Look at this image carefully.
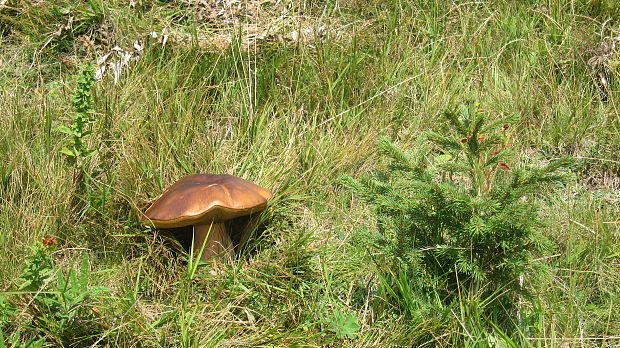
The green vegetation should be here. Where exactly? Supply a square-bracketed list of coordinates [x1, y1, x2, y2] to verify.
[343, 105, 572, 343]
[1, 0, 619, 346]
[58, 64, 99, 215]
[8, 242, 108, 346]
[59, 65, 97, 166]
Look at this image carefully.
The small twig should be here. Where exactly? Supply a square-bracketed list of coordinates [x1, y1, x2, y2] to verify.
[418, 246, 468, 251]
[569, 219, 597, 235]
[450, 308, 473, 340]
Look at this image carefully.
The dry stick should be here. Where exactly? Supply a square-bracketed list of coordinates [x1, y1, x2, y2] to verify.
[569, 219, 597, 235]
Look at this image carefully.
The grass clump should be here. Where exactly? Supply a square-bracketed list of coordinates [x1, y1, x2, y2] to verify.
[344, 102, 572, 341]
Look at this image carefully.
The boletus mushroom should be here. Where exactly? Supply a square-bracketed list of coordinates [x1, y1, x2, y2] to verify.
[142, 174, 272, 261]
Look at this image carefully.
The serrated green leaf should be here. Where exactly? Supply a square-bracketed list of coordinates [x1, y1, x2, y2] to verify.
[327, 310, 361, 339]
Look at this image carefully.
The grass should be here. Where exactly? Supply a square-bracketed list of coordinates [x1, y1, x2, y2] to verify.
[1, 0, 619, 346]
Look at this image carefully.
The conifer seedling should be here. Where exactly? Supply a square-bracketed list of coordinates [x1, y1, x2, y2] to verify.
[343, 102, 572, 321]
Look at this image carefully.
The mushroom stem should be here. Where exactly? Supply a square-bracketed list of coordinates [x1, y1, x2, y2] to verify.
[193, 222, 234, 262]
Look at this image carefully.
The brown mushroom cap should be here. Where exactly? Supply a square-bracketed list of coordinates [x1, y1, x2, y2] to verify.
[143, 174, 272, 229]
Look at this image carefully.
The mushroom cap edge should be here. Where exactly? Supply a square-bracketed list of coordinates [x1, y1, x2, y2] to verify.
[142, 174, 272, 229]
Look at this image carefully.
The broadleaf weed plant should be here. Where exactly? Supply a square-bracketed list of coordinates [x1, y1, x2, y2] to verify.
[2, 240, 108, 345]
[343, 102, 572, 334]
[58, 65, 98, 212]
[59, 65, 97, 164]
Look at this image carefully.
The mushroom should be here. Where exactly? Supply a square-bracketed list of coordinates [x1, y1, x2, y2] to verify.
[142, 174, 272, 261]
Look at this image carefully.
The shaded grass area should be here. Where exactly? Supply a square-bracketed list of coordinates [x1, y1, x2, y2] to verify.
[0, 0, 619, 346]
